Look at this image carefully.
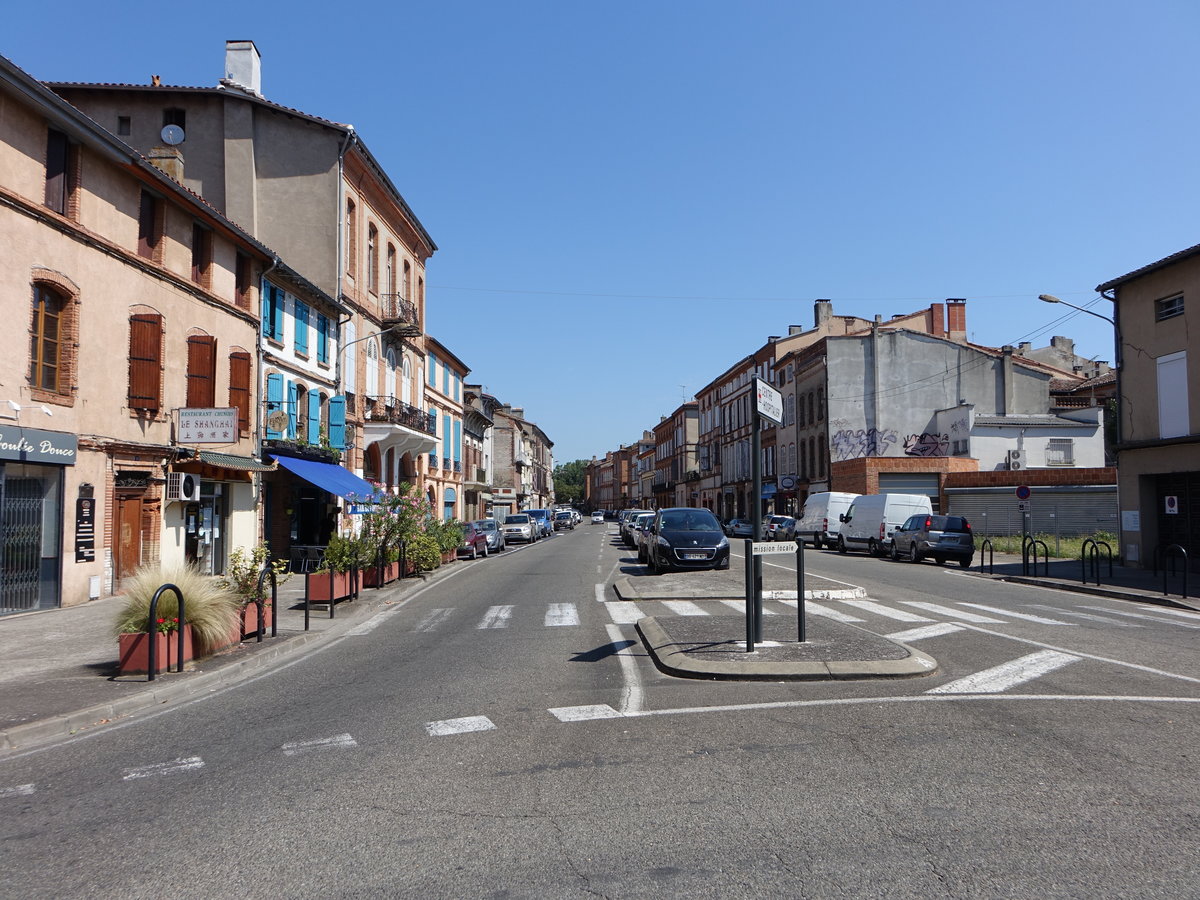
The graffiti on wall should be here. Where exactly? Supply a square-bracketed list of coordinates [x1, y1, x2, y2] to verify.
[903, 432, 949, 457]
[831, 428, 898, 461]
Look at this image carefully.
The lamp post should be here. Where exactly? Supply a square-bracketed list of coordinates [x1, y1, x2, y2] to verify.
[1037, 294, 1121, 446]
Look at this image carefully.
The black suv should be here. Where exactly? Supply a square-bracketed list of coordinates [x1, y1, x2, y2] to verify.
[890, 514, 974, 567]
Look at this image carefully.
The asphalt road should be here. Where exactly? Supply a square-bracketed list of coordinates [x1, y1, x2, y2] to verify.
[2, 523, 1198, 898]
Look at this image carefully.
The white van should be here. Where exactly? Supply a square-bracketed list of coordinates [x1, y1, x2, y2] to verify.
[794, 492, 860, 549]
[837, 493, 933, 556]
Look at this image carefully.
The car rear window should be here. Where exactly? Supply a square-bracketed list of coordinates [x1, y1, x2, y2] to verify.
[941, 516, 969, 531]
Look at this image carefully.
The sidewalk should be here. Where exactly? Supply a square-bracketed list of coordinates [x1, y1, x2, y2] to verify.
[0, 566, 452, 754]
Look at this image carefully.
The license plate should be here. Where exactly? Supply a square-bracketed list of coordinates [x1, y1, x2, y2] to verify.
[682, 552, 706, 560]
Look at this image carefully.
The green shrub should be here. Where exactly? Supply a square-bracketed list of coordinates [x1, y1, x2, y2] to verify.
[429, 518, 465, 553]
[113, 563, 239, 656]
[318, 534, 365, 573]
[405, 533, 441, 572]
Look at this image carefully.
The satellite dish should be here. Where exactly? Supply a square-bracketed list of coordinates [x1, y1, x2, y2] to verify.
[160, 124, 185, 145]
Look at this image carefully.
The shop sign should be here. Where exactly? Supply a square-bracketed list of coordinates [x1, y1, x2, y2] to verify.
[179, 408, 238, 444]
[0, 425, 77, 465]
[75, 498, 96, 562]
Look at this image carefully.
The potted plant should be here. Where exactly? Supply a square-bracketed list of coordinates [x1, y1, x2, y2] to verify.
[432, 519, 466, 564]
[308, 534, 358, 603]
[114, 563, 239, 674]
[404, 532, 441, 574]
[222, 544, 290, 637]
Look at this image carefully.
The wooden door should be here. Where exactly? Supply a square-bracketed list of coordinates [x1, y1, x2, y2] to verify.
[116, 495, 143, 580]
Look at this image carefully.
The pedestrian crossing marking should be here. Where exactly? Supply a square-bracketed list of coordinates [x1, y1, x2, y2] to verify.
[927, 650, 1079, 694]
[958, 603, 1071, 625]
[545, 603, 580, 627]
[425, 716, 496, 736]
[719, 600, 778, 614]
[887, 623, 964, 642]
[548, 705, 624, 722]
[477, 605, 513, 629]
[777, 598, 864, 623]
[898, 601, 1005, 624]
[605, 602, 643, 625]
[122, 757, 205, 780]
[0, 784, 36, 798]
[1027, 605, 1140, 627]
[1083, 606, 1200, 629]
[414, 608, 454, 632]
[1134, 605, 1200, 621]
[840, 599, 933, 623]
[661, 600, 709, 616]
[282, 734, 357, 756]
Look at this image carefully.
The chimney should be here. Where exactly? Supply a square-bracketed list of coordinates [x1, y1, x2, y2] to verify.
[146, 146, 184, 181]
[946, 298, 967, 340]
[1050, 336, 1075, 357]
[223, 40, 262, 96]
[814, 299, 833, 328]
[1018, 342, 1032, 354]
[930, 302, 945, 337]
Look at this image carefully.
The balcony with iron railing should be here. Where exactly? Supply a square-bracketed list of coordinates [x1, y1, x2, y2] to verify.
[380, 294, 421, 337]
[365, 396, 437, 436]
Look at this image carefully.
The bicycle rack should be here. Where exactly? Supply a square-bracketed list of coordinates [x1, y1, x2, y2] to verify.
[1153, 544, 1189, 600]
[146, 583, 186, 682]
[1022, 535, 1048, 577]
[1080, 539, 1114, 586]
[978, 538, 995, 575]
[249, 564, 279, 642]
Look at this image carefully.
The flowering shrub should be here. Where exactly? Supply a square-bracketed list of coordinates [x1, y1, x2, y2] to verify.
[155, 616, 180, 634]
[222, 544, 290, 606]
[405, 533, 441, 572]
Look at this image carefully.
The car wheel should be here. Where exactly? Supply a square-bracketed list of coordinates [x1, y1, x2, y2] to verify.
[934, 556, 945, 566]
[647, 550, 658, 574]
[837, 535, 847, 554]
[890, 541, 900, 561]
[471, 545, 478, 560]
[959, 557, 973, 569]
[867, 538, 878, 557]
[812, 534, 822, 550]
[909, 543, 920, 563]
[481, 543, 488, 558]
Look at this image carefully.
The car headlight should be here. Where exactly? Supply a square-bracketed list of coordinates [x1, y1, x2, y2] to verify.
[716, 536, 729, 549]
[657, 537, 671, 549]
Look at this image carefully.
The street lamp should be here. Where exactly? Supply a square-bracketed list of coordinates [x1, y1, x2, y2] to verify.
[1037, 293, 1122, 446]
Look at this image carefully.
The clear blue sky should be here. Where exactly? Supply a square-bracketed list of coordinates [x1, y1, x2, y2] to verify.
[8, 2, 1198, 463]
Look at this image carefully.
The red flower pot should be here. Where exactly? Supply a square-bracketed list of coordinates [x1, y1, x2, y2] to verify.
[362, 561, 400, 587]
[241, 602, 274, 636]
[306, 569, 353, 602]
[118, 625, 194, 675]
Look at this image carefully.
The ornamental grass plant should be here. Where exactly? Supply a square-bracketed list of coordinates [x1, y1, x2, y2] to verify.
[113, 563, 240, 655]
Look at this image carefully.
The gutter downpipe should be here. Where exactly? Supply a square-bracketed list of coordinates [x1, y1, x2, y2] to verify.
[1099, 287, 1123, 564]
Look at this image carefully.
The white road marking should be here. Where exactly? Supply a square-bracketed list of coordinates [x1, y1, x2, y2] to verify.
[1080, 606, 1200, 629]
[957, 603, 1072, 625]
[898, 601, 1005, 624]
[840, 599, 933, 623]
[549, 704, 625, 722]
[1027, 605, 1141, 627]
[1134, 605, 1200, 620]
[0, 784, 36, 798]
[425, 716, 496, 737]
[594, 584, 606, 603]
[122, 757, 205, 780]
[605, 602, 643, 625]
[720, 599, 779, 615]
[282, 734, 358, 756]
[545, 603, 580, 627]
[662, 600, 709, 616]
[777, 598, 864, 623]
[347, 613, 391, 635]
[477, 605, 513, 629]
[413, 608, 454, 632]
[887, 623, 965, 642]
[927, 650, 1080, 694]
[607, 623, 644, 715]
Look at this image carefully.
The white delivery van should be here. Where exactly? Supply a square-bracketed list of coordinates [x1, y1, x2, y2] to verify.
[837, 493, 933, 556]
[794, 492, 860, 549]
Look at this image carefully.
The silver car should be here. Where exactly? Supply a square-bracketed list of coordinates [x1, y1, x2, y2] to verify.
[474, 518, 506, 552]
[501, 513, 537, 543]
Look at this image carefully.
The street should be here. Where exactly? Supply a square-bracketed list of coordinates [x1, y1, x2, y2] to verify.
[3, 522, 1198, 898]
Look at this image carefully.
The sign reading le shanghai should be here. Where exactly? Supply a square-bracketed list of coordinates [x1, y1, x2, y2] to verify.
[179, 408, 238, 444]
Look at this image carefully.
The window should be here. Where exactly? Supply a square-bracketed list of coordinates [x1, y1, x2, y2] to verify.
[386, 245, 396, 295]
[138, 190, 163, 260]
[229, 351, 251, 433]
[162, 107, 186, 130]
[365, 337, 379, 399]
[1155, 294, 1184, 322]
[403, 260, 412, 300]
[262, 285, 284, 342]
[128, 313, 163, 412]
[428, 352, 437, 387]
[235, 253, 252, 310]
[316, 313, 330, 365]
[185, 335, 217, 407]
[45, 129, 78, 216]
[117, 116, 131, 136]
[294, 300, 309, 356]
[1157, 351, 1190, 440]
[345, 199, 357, 278]
[1046, 438, 1074, 466]
[191, 223, 212, 286]
[367, 224, 379, 294]
[30, 285, 66, 393]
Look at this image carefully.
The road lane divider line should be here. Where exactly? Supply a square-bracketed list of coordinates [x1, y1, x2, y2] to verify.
[606, 623, 644, 715]
[425, 716, 496, 737]
[887, 623, 965, 642]
[122, 757, 205, 780]
[595, 584, 607, 603]
[927, 650, 1080, 694]
[282, 734, 358, 756]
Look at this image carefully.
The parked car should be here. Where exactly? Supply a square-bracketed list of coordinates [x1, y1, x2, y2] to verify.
[645, 508, 731, 574]
[524, 509, 553, 537]
[554, 510, 575, 531]
[501, 513, 537, 543]
[766, 515, 795, 541]
[624, 511, 654, 548]
[837, 493, 933, 556]
[635, 516, 657, 562]
[457, 521, 490, 559]
[793, 492, 860, 549]
[890, 514, 974, 567]
[591, 511, 605, 524]
[474, 518, 506, 553]
[619, 510, 654, 545]
[723, 518, 755, 539]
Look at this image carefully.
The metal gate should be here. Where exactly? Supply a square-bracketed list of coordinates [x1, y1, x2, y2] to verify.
[1, 478, 44, 615]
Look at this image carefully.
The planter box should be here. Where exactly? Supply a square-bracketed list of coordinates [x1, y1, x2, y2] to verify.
[118, 625, 194, 675]
[306, 569, 354, 603]
[241, 602, 274, 637]
[363, 561, 400, 587]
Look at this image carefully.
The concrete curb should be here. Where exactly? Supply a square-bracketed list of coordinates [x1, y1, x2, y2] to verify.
[613, 577, 867, 603]
[635, 616, 939, 682]
[961, 570, 1199, 612]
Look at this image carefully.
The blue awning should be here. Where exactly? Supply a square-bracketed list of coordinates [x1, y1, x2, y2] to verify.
[271, 455, 382, 502]
[761, 483, 778, 498]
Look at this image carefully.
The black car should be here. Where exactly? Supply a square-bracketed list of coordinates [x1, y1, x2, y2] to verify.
[553, 511, 575, 531]
[646, 508, 731, 574]
[890, 514, 974, 567]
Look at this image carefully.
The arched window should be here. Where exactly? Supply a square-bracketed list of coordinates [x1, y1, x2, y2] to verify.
[386, 244, 396, 295]
[365, 337, 379, 398]
[367, 224, 379, 294]
[364, 444, 381, 483]
[31, 284, 67, 393]
[402, 355, 412, 406]
[808, 392, 815, 425]
[345, 199, 357, 278]
[385, 347, 397, 404]
[402, 259, 412, 300]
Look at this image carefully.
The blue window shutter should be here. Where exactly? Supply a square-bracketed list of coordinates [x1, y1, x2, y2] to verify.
[272, 287, 284, 340]
[316, 315, 329, 364]
[443, 365, 449, 395]
[453, 420, 461, 461]
[442, 414, 450, 458]
[294, 302, 309, 355]
[328, 395, 346, 449]
[287, 380, 298, 438]
[261, 286, 272, 338]
[428, 353, 437, 387]
[265, 373, 283, 439]
[308, 390, 321, 444]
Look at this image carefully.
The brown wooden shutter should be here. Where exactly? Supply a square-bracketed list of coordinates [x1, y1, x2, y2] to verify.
[138, 192, 156, 258]
[186, 335, 217, 407]
[45, 130, 68, 213]
[228, 352, 251, 433]
[128, 314, 162, 411]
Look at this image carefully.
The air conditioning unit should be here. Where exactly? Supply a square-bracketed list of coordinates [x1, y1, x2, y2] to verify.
[1007, 449, 1025, 471]
[166, 472, 201, 502]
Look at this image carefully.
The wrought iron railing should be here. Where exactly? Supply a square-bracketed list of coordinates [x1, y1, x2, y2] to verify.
[367, 397, 436, 435]
[380, 294, 421, 336]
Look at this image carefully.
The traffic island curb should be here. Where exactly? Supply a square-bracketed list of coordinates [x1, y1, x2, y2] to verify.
[635, 615, 938, 682]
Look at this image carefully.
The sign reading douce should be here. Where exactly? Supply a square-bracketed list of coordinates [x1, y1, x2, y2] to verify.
[0, 426, 77, 465]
